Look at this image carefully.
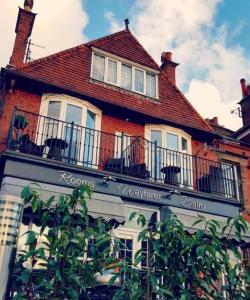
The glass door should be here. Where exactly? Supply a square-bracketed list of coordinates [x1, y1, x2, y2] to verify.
[150, 130, 162, 181]
[63, 104, 83, 163]
[180, 137, 192, 187]
[83, 110, 96, 167]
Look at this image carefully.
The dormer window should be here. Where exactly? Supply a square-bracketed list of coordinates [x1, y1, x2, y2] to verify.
[91, 50, 159, 99]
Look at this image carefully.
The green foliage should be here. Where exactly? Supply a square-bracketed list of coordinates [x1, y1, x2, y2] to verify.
[14, 114, 28, 129]
[12, 185, 250, 300]
[111, 213, 250, 300]
[13, 184, 112, 299]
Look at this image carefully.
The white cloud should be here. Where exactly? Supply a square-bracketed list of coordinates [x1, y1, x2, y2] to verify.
[0, 0, 88, 67]
[106, 0, 250, 130]
[105, 12, 123, 33]
[185, 80, 242, 130]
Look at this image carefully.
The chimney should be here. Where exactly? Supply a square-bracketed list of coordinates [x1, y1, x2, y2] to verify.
[160, 52, 179, 86]
[206, 117, 219, 126]
[9, 0, 36, 66]
[212, 117, 218, 125]
[238, 79, 250, 127]
[240, 78, 247, 97]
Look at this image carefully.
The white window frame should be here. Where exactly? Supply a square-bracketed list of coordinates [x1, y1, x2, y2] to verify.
[221, 161, 240, 200]
[90, 49, 159, 99]
[114, 205, 159, 269]
[114, 132, 131, 166]
[38, 94, 102, 167]
[145, 124, 192, 187]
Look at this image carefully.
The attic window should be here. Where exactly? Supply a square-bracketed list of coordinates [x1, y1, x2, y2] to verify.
[91, 52, 159, 99]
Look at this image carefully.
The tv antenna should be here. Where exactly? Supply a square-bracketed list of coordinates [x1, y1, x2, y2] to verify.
[25, 39, 45, 63]
[230, 107, 242, 118]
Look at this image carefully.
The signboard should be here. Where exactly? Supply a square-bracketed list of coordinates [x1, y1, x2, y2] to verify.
[3, 158, 240, 218]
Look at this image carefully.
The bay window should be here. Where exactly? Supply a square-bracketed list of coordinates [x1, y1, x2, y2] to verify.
[91, 51, 159, 99]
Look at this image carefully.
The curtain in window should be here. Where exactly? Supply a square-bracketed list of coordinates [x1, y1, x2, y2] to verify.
[121, 64, 132, 90]
[107, 59, 117, 84]
[92, 54, 105, 81]
[146, 73, 156, 98]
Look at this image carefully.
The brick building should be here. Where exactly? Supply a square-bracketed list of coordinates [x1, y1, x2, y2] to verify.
[0, 1, 249, 298]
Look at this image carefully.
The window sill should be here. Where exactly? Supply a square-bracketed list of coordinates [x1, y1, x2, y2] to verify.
[89, 78, 161, 104]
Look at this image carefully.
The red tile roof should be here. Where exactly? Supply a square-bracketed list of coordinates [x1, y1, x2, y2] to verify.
[15, 29, 212, 132]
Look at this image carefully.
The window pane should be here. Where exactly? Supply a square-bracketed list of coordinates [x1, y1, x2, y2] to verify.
[46, 101, 61, 138]
[84, 110, 96, 166]
[47, 101, 61, 119]
[118, 237, 133, 264]
[146, 73, 156, 98]
[167, 133, 179, 169]
[151, 130, 162, 178]
[92, 54, 105, 81]
[181, 137, 188, 151]
[167, 133, 178, 150]
[121, 64, 132, 90]
[86, 110, 96, 129]
[221, 162, 238, 198]
[65, 104, 82, 125]
[141, 240, 148, 269]
[64, 126, 81, 162]
[134, 69, 144, 93]
[151, 130, 162, 146]
[64, 104, 82, 162]
[107, 59, 117, 84]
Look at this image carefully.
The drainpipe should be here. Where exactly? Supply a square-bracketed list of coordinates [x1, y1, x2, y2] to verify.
[0, 77, 7, 116]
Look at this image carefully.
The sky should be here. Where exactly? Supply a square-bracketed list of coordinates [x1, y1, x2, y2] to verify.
[1, 0, 250, 131]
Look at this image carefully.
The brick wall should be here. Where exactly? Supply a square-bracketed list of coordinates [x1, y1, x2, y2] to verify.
[100, 115, 145, 166]
[217, 143, 250, 212]
[0, 89, 41, 152]
[101, 115, 144, 137]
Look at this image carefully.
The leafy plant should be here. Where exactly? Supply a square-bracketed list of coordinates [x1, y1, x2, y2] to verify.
[12, 185, 113, 300]
[111, 213, 250, 300]
[11, 185, 250, 300]
[14, 114, 28, 130]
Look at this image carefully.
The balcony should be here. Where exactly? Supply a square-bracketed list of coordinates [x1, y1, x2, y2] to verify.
[7, 109, 240, 200]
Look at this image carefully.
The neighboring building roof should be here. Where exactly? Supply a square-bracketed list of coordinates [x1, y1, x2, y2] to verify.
[14, 29, 212, 133]
[208, 123, 234, 138]
[233, 124, 250, 137]
[233, 124, 250, 144]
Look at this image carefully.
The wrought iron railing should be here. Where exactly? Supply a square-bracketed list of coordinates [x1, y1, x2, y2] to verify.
[7, 109, 239, 199]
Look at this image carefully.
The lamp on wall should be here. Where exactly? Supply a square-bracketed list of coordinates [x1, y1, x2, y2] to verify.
[164, 189, 181, 198]
[0, 193, 24, 299]
[103, 175, 116, 184]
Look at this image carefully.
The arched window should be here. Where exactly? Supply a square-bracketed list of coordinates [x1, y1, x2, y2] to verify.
[145, 125, 192, 187]
[39, 94, 102, 167]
